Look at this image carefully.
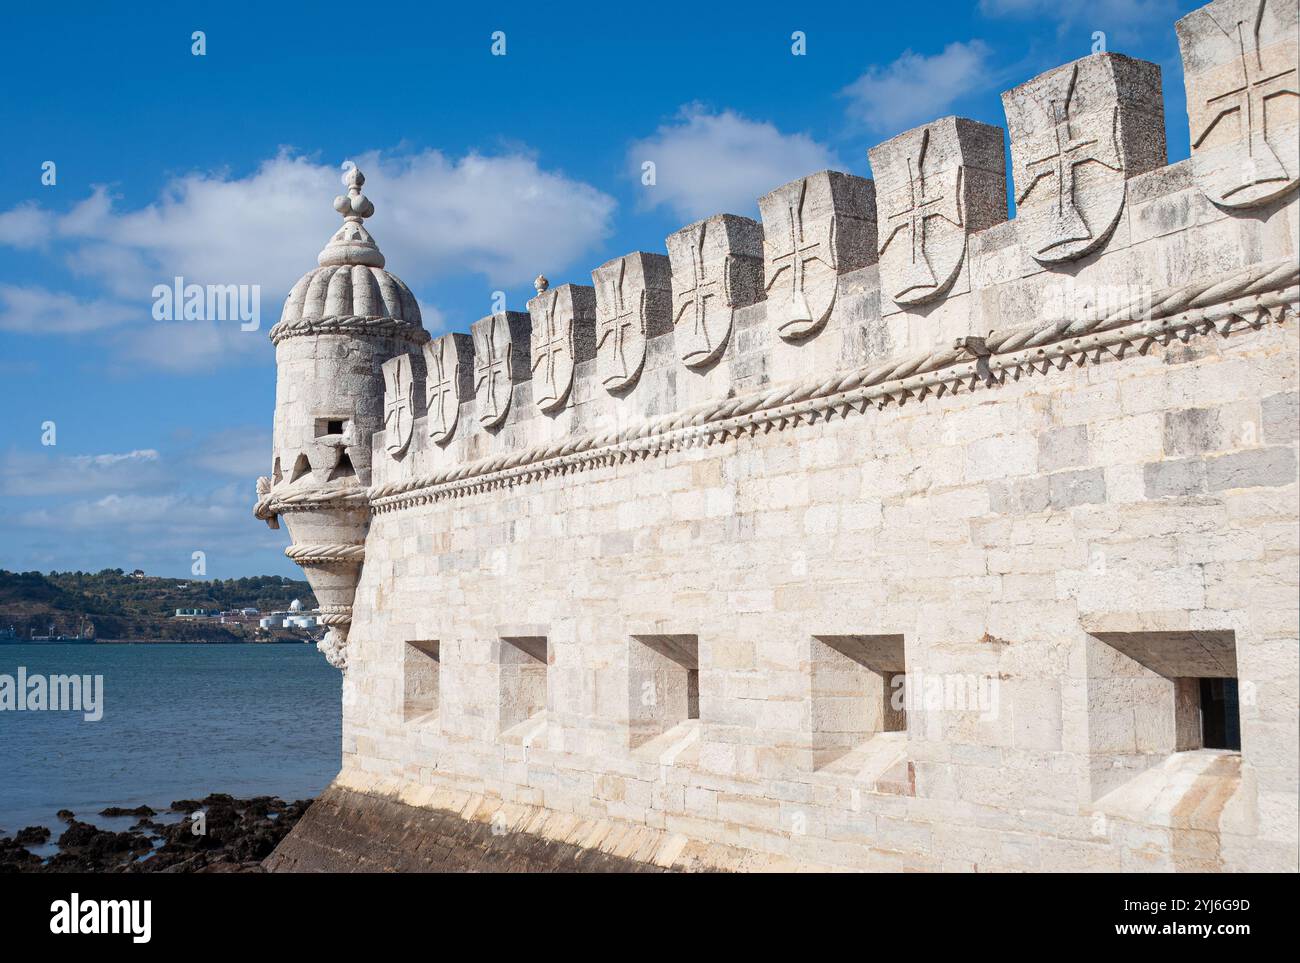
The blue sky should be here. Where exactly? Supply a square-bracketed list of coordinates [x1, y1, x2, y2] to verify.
[0, 0, 1202, 578]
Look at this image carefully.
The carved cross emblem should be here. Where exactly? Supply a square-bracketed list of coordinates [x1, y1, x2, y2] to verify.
[596, 258, 643, 390]
[1200, 6, 1296, 199]
[1012, 61, 1125, 263]
[473, 313, 513, 428]
[422, 335, 466, 444]
[669, 214, 762, 368]
[878, 129, 964, 303]
[763, 177, 837, 339]
[382, 353, 415, 458]
[530, 290, 572, 411]
[673, 223, 727, 365]
[1179, 0, 1299, 207]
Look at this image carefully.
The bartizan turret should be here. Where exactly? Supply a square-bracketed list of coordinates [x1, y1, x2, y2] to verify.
[254, 167, 428, 670]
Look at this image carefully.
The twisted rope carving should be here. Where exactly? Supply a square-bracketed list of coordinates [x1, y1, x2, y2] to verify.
[254, 485, 370, 521]
[268, 314, 431, 346]
[983, 256, 1298, 354]
[361, 257, 1295, 510]
[284, 543, 366, 565]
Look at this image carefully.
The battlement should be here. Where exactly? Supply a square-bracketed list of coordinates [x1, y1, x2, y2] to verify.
[366, 7, 1298, 509]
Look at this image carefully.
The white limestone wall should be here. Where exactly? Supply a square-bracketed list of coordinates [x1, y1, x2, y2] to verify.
[348, 313, 1295, 872]
[335, 2, 1300, 871]
[343, 151, 1298, 870]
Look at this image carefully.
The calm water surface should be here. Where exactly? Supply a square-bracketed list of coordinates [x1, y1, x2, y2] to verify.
[0, 643, 341, 835]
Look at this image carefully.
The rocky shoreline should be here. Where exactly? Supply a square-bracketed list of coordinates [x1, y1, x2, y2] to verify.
[0, 794, 312, 872]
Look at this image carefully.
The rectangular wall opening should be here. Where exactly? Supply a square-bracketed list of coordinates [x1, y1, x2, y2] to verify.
[498, 636, 548, 743]
[628, 634, 699, 749]
[402, 640, 440, 722]
[1199, 677, 1241, 751]
[810, 634, 907, 770]
[1086, 629, 1240, 799]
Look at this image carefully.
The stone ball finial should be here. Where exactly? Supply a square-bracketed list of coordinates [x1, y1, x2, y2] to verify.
[333, 165, 375, 220]
[534, 275, 549, 293]
[318, 163, 384, 268]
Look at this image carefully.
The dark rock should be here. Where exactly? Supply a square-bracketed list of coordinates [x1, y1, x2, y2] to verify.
[99, 805, 156, 818]
[13, 827, 49, 846]
[3, 794, 313, 874]
[0, 835, 43, 873]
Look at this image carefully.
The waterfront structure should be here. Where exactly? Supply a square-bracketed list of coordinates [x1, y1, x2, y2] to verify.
[256, 0, 1299, 872]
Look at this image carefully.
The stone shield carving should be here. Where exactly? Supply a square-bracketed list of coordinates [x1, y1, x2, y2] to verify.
[382, 353, 416, 457]
[527, 283, 596, 412]
[592, 252, 672, 392]
[422, 333, 472, 444]
[1177, 0, 1299, 208]
[1003, 54, 1165, 264]
[870, 117, 1006, 307]
[667, 214, 764, 368]
[758, 171, 875, 341]
[472, 313, 516, 429]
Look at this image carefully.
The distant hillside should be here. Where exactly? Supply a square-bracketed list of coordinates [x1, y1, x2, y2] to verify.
[0, 569, 317, 642]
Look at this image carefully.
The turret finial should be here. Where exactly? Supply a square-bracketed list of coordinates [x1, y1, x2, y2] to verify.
[534, 275, 549, 293]
[318, 163, 385, 268]
[333, 165, 375, 221]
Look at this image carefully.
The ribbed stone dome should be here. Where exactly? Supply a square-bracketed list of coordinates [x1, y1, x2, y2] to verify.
[277, 166, 423, 327]
[280, 263, 422, 324]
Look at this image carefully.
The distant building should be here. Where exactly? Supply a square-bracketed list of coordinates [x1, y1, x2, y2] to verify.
[289, 599, 303, 613]
[242, 607, 260, 616]
[174, 608, 208, 618]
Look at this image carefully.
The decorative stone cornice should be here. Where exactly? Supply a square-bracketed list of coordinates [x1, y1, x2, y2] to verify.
[368, 256, 1297, 515]
[254, 485, 370, 524]
[268, 313, 430, 347]
[284, 543, 367, 566]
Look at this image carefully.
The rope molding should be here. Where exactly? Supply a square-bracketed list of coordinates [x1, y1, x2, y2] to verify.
[284, 543, 366, 564]
[268, 314, 430, 347]
[364, 257, 1297, 513]
[254, 485, 369, 522]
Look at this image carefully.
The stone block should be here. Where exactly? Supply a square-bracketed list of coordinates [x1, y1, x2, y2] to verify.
[666, 213, 764, 368]
[758, 170, 876, 340]
[1176, 0, 1299, 208]
[591, 252, 673, 392]
[869, 116, 1006, 307]
[528, 281, 597, 413]
[1003, 53, 1166, 264]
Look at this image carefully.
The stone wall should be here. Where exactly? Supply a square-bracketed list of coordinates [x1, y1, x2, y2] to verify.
[264, 0, 1299, 872]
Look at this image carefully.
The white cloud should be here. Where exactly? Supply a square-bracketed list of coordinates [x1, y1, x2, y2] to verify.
[1, 447, 166, 497]
[627, 105, 842, 223]
[841, 41, 992, 136]
[37, 149, 616, 297]
[0, 284, 138, 334]
[353, 150, 616, 287]
[0, 147, 616, 368]
[1, 441, 291, 577]
[74, 450, 159, 468]
[8, 482, 292, 577]
[0, 202, 53, 249]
